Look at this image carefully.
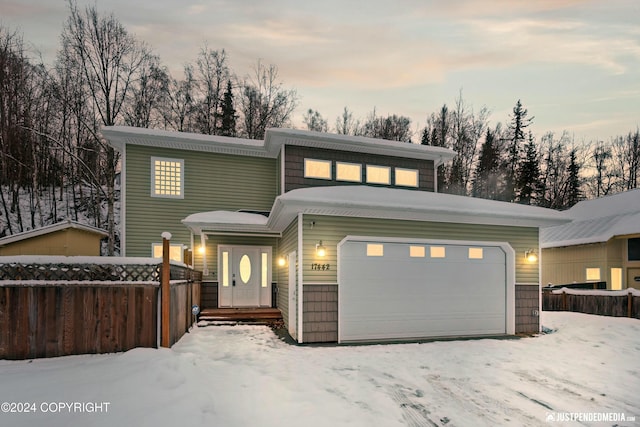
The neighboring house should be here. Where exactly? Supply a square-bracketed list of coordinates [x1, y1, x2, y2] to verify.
[0, 220, 108, 256]
[102, 126, 568, 343]
[541, 189, 640, 290]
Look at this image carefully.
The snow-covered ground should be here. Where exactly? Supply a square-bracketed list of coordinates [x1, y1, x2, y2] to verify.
[0, 312, 638, 427]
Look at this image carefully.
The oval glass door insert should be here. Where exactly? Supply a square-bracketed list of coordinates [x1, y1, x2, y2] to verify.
[239, 254, 252, 284]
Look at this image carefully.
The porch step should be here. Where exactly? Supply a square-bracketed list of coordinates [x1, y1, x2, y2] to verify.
[198, 308, 282, 322]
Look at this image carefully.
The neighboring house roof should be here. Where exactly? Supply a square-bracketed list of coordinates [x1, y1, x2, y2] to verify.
[0, 220, 108, 247]
[541, 189, 640, 248]
[101, 126, 456, 165]
[183, 186, 570, 234]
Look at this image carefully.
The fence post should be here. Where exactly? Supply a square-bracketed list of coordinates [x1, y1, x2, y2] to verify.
[628, 291, 633, 318]
[161, 232, 172, 348]
[562, 291, 567, 311]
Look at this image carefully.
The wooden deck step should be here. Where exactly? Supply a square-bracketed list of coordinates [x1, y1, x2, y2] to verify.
[199, 307, 282, 322]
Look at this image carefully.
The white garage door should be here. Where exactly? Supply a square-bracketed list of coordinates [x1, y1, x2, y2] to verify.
[338, 238, 513, 342]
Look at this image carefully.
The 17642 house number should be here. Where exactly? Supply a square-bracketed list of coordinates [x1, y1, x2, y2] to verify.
[311, 263, 331, 271]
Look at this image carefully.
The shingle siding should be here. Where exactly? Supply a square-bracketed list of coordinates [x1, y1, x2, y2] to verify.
[515, 284, 540, 334]
[303, 285, 338, 343]
[284, 145, 435, 192]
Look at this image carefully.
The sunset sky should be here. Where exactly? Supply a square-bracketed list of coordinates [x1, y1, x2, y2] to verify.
[2, 0, 639, 141]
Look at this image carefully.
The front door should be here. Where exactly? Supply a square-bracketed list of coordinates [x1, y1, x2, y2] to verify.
[218, 245, 272, 307]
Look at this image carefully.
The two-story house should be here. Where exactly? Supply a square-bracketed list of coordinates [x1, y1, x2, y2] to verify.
[102, 126, 568, 343]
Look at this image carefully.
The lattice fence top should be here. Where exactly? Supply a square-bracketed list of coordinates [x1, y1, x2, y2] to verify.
[0, 262, 161, 282]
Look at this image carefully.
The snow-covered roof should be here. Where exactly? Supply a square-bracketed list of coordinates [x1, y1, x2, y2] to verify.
[541, 190, 640, 248]
[101, 126, 456, 164]
[182, 187, 569, 235]
[0, 220, 108, 247]
[267, 186, 570, 230]
[182, 211, 272, 235]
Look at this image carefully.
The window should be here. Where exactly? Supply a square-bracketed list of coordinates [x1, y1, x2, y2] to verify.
[151, 157, 183, 198]
[221, 251, 229, 287]
[409, 246, 426, 258]
[304, 159, 332, 179]
[430, 246, 446, 258]
[628, 238, 640, 261]
[152, 243, 184, 263]
[395, 168, 419, 187]
[366, 243, 384, 256]
[611, 268, 622, 290]
[261, 252, 269, 288]
[586, 267, 601, 281]
[468, 247, 484, 259]
[336, 162, 362, 182]
[366, 165, 391, 185]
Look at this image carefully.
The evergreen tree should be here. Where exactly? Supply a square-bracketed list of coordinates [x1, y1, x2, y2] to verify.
[501, 99, 533, 201]
[472, 128, 501, 199]
[516, 133, 541, 205]
[218, 79, 236, 136]
[566, 149, 582, 208]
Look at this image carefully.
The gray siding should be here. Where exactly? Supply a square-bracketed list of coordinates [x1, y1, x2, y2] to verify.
[303, 285, 338, 343]
[284, 145, 435, 192]
[124, 144, 278, 257]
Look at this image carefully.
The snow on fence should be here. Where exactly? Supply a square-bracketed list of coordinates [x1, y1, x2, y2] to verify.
[0, 254, 202, 360]
[542, 288, 640, 319]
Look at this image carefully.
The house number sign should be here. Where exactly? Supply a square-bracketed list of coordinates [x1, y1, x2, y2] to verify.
[311, 263, 331, 271]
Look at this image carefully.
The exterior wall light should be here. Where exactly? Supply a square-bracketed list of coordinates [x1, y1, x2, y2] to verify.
[278, 256, 287, 267]
[525, 249, 538, 263]
[316, 241, 327, 257]
[198, 245, 206, 255]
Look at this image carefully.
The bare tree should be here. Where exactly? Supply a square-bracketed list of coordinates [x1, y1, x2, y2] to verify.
[361, 108, 413, 142]
[238, 60, 298, 139]
[193, 46, 228, 135]
[335, 107, 360, 135]
[62, 0, 151, 254]
[303, 109, 328, 132]
[123, 55, 168, 128]
[162, 65, 195, 132]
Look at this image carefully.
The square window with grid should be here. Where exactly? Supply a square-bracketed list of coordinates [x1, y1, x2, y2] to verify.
[152, 157, 183, 198]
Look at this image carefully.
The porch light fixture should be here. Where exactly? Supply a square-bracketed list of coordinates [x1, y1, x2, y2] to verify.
[198, 245, 206, 255]
[525, 249, 538, 263]
[316, 241, 327, 257]
[278, 256, 287, 267]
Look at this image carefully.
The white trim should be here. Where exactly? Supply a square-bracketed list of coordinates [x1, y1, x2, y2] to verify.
[288, 250, 297, 339]
[337, 235, 516, 343]
[200, 233, 208, 276]
[297, 213, 304, 343]
[120, 145, 127, 255]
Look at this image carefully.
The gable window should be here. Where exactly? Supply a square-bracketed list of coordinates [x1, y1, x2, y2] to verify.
[395, 168, 418, 187]
[366, 165, 390, 185]
[628, 238, 640, 261]
[152, 243, 184, 263]
[304, 159, 332, 180]
[336, 162, 362, 182]
[152, 157, 183, 198]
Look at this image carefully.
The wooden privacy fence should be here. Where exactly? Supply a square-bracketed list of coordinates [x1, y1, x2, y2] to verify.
[0, 253, 201, 360]
[542, 288, 640, 319]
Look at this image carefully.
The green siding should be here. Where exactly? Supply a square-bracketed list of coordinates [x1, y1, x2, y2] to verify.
[300, 214, 540, 284]
[275, 217, 298, 328]
[124, 145, 278, 257]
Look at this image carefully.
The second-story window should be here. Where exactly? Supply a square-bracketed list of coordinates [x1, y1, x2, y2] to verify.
[151, 157, 184, 198]
[304, 159, 332, 180]
[395, 168, 419, 187]
[336, 162, 362, 182]
[366, 165, 391, 185]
